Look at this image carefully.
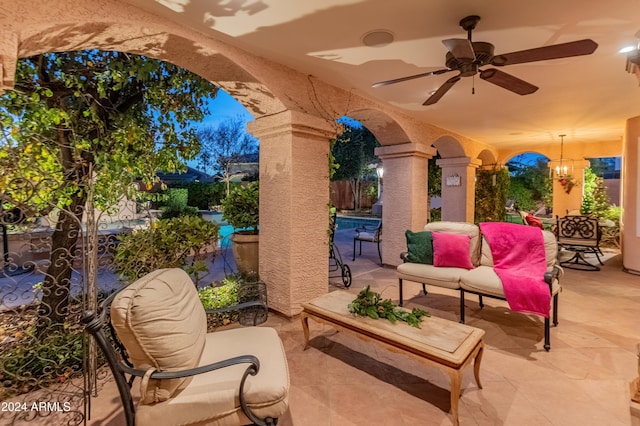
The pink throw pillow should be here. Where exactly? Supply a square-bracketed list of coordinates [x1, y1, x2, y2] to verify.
[432, 231, 474, 269]
[525, 214, 544, 230]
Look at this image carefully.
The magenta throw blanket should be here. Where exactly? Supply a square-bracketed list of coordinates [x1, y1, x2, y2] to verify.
[479, 222, 551, 318]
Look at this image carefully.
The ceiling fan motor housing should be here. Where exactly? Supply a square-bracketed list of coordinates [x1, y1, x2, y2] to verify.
[445, 41, 495, 74]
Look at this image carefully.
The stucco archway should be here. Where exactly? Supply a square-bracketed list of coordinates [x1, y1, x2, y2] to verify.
[0, 0, 346, 319]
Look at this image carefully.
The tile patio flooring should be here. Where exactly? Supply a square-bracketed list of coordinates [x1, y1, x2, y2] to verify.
[86, 228, 640, 426]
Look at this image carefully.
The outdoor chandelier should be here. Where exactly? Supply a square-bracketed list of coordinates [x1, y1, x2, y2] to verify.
[549, 134, 574, 180]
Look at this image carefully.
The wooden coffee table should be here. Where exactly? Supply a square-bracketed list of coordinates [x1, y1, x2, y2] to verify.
[300, 291, 484, 426]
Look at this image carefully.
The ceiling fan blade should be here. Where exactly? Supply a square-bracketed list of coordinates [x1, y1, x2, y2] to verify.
[442, 38, 475, 60]
[479, 68, 538, 95]
[491, 39, 598, 66]
[372, 69, 452, 88]
[423, 75, 461, 105]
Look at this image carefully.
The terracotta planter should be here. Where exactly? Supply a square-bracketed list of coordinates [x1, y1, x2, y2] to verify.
[229, 232, 259, 275]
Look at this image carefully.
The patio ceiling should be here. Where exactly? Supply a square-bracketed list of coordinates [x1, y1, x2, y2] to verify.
[123, 0, 640, 151]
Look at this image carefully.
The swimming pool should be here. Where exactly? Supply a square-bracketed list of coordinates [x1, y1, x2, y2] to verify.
[218, 224, 234, 248]
[334, 216, 381, 230]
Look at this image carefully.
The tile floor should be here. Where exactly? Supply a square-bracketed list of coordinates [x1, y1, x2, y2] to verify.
[85, 230, 640, 426]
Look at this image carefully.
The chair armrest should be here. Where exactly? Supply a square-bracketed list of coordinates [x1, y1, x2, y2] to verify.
[121, 354, 267, 426]
[543, 264, 562, 288]
[356, 223, 381, 233]
[120, 354, 260, 380]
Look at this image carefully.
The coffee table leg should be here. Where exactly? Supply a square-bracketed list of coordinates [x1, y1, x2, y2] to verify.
[301, 312, 310, 350]
[448, 369, 462, 426]
[474, 342, 484, 389]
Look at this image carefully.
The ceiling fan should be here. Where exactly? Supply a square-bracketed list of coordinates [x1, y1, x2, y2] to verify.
[372, 15, 598, 105]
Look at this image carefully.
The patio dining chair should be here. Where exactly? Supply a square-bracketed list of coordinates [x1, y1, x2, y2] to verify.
[352, 220, 382, 265]
[82, 268, 289, 426]
[555, 215, 603, 271]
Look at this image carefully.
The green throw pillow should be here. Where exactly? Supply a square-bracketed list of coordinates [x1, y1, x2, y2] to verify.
[405, 230, 433, 264]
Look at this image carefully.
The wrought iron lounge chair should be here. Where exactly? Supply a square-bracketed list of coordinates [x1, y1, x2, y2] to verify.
[82, 268, 289, 426]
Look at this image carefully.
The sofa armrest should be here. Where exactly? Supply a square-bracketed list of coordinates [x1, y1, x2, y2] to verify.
[543, 264, 562, 290]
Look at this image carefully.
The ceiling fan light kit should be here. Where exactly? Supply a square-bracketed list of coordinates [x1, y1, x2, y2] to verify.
[372, 15, 598, 105]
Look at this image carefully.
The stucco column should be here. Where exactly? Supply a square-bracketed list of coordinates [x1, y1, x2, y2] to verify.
[549, 159, 590, 217]
[375, 143, 436, 267]
[248, 110, 336, 316]
[436, 157, 481, 223]
[622, 116, 640, 274]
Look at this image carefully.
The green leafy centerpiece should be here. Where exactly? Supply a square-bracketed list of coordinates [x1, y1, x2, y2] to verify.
[348, 286, 430, 328]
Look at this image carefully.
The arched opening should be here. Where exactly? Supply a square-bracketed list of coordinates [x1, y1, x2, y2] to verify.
[504, 152, 552, 222]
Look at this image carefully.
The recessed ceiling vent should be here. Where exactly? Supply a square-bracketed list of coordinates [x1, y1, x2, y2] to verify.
[362, 30, 394, 47]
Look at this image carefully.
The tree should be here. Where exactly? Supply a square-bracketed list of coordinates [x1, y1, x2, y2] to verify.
[196, 116, 258, 197]
[331, 123, 379, 211]
[0, 50, 217, 335]
[506, 155, 552, 212]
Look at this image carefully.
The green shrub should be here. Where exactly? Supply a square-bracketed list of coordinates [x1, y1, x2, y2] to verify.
[114, 215, 220, 285]
[184, 182, 226, 210]
[222, 181, 259, 232]
[0, 329, 83, 398]
[160, 205, 199, 219]
[430, 207, 441, 222]
[198, 273, 265, 329]
[156, 187, 200, 219]
[198, 278, 239, 310]
[161, 188, 188, 210]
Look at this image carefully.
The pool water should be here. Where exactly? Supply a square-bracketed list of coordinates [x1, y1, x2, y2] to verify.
[218, 224, 234, 248]
[334, 216, 380, 230]
[206, 212, 382, 246]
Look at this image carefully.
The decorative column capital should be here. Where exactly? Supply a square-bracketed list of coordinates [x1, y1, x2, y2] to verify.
[375, 142, 436, 160]
[436, 156, 482, 168]
[247, 110, 338, 141]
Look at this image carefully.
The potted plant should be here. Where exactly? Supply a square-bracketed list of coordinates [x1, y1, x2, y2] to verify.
[221, 181, 259, 275]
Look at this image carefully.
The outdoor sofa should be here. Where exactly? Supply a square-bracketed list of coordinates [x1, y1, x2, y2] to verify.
[397, 221, 561, 351]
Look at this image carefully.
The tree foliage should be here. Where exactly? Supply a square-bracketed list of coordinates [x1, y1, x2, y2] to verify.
[0, 50, 218, 334]
[475, 168, 510, 223]
[506, 155, 552, 212]
[331, 122, 379, 211]
[196, 116, 258, 197]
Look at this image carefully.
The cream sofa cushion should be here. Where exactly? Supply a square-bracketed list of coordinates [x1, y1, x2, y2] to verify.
[480, 229, 558, 271]
[424, 221, 481, 266]
[397, 262, 463, 290]
[461, 265, 561, 298]
[110, 268, 207, 404]
[135, 327, 290, 426]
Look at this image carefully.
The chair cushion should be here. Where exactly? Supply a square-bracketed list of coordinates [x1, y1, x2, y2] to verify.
[432, 231, 474, 270]
[356, 231, 378, 242]
[424, 221, 481, 266]
[110, 268, 207, 404]
[404, 230, 433, 264]
[135, 327, 290, 426]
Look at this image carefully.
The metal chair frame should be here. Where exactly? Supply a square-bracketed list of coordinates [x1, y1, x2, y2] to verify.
[352, 221, 382, 265]
[82, 289, 276, 426]
[555, 215, 603, 271]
